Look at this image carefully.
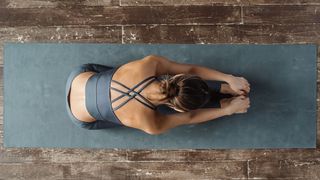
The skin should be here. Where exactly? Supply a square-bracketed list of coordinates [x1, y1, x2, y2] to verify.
[69, 55, 251, 134]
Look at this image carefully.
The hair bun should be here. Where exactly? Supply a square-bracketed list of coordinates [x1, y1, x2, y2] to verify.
[168, 83, 179, 98]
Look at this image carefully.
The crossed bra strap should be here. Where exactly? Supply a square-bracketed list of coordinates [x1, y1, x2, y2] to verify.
[110, 76, 159, 111]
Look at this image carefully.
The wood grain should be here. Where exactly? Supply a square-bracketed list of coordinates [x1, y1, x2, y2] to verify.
[0, 6, 241, 27]
[1, 148, 319, 163]
[2, 0, 120, 8]
[249, 160, 320, 179]
[123, 24, 320, 44]
[244, 5, 320, 24]
[121, 0, 320, 6]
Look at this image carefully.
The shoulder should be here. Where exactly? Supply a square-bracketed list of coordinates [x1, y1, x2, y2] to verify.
[133, 55, 159, 67]
[121, 108, 161, 135]
[115, 55, 158, 77]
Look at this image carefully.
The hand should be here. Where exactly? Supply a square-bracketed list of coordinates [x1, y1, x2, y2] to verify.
[225, 95, 250, 115]
[227, 75, 250, 96]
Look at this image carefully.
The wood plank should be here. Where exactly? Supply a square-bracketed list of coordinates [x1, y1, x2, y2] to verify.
[123, 24, 320, 44]
[0, 26, 122, 43]
[121, 0, 240, 6]
[0, 147, 128, 163]
[2, 148, 320, 163]
[86, 161, 247, 179]
[249, 160, 320, 179]
[121, 0, 320, 6]
[0, 6, 241, 27]
[2, 0, 120, 8]
[0, 163, 70, 179]
[242, 0, 320, 5]
[0, 161, 247, 179]
[126, 149, 320, 162]
[2, 0, 319, 7]
[244, 5, 320, 24]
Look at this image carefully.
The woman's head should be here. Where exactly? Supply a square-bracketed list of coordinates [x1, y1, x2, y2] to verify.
[159, 74, 210, 112]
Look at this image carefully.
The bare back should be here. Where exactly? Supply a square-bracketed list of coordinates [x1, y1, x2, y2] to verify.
[110, 59, 159, 128]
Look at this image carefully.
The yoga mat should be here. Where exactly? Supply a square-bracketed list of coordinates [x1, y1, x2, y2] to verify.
[3, 43, 317, 149]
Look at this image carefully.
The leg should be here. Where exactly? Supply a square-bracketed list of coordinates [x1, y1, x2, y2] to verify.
[202, 80, 232, 109]
[220, 83, 239, 95]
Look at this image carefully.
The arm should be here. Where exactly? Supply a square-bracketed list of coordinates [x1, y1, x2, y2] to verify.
[144, 55, 233, 83]
[144, 55, 250, 95]
[144, 107, 231, 135]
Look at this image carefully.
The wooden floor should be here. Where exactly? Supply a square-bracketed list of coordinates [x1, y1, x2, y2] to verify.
[1, 0, 320, 179]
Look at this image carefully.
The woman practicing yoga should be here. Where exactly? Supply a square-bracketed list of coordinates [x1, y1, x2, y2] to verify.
[65, 55, 250, 134]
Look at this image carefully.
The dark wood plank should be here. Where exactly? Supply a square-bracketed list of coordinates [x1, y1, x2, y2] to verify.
[121, 0, 240, 6]
[0, 147, 128, 163]
[1, 147, 319, 163]
[0, 26, 122, 43]
[121, 0, 320, 6]
[84, 161, 247, 179]
[123, 24, 320, 44]
[1, 0, 120, 8]
[242, 0, 320, 5]
[0, 163, 71, 179]
[0, 161, 247, 179]
[3, 0, 319, 7]
[249, 160, 320, 179]
[126, 149, 320, 162]
[244, 5, 320, 24]
[0, 6, 241, 27]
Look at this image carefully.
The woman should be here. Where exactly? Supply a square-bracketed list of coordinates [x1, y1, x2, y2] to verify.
[65, 55, 250, 134]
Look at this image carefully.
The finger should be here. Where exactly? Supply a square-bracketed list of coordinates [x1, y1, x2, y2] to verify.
[241, 89, 248, 94]
[239, 91, 245, 96]
[241, 77, 249, 83]
[241, 87, 248, 93]
[239, 95, 246, 99]
[245, 86, 250, 93]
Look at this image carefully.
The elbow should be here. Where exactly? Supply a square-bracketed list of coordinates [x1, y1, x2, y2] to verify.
[188, 66, 196, 75]
[141, 55, 160, 66]
[144, 54, 158, 60]
[143, 126, 164, 135]
[143, 119, 166, 135]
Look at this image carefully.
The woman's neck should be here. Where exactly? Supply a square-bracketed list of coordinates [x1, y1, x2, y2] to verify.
[143, 80, 168, 106]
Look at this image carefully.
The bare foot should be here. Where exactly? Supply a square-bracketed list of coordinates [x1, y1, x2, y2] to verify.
[220, 97, 237, 109]
[220, 83, 238, 96]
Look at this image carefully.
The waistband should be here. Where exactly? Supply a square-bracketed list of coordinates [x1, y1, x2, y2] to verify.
[65, 65, 96, 128]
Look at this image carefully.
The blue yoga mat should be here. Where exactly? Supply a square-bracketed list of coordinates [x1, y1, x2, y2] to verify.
[3, 43, 317, 149]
